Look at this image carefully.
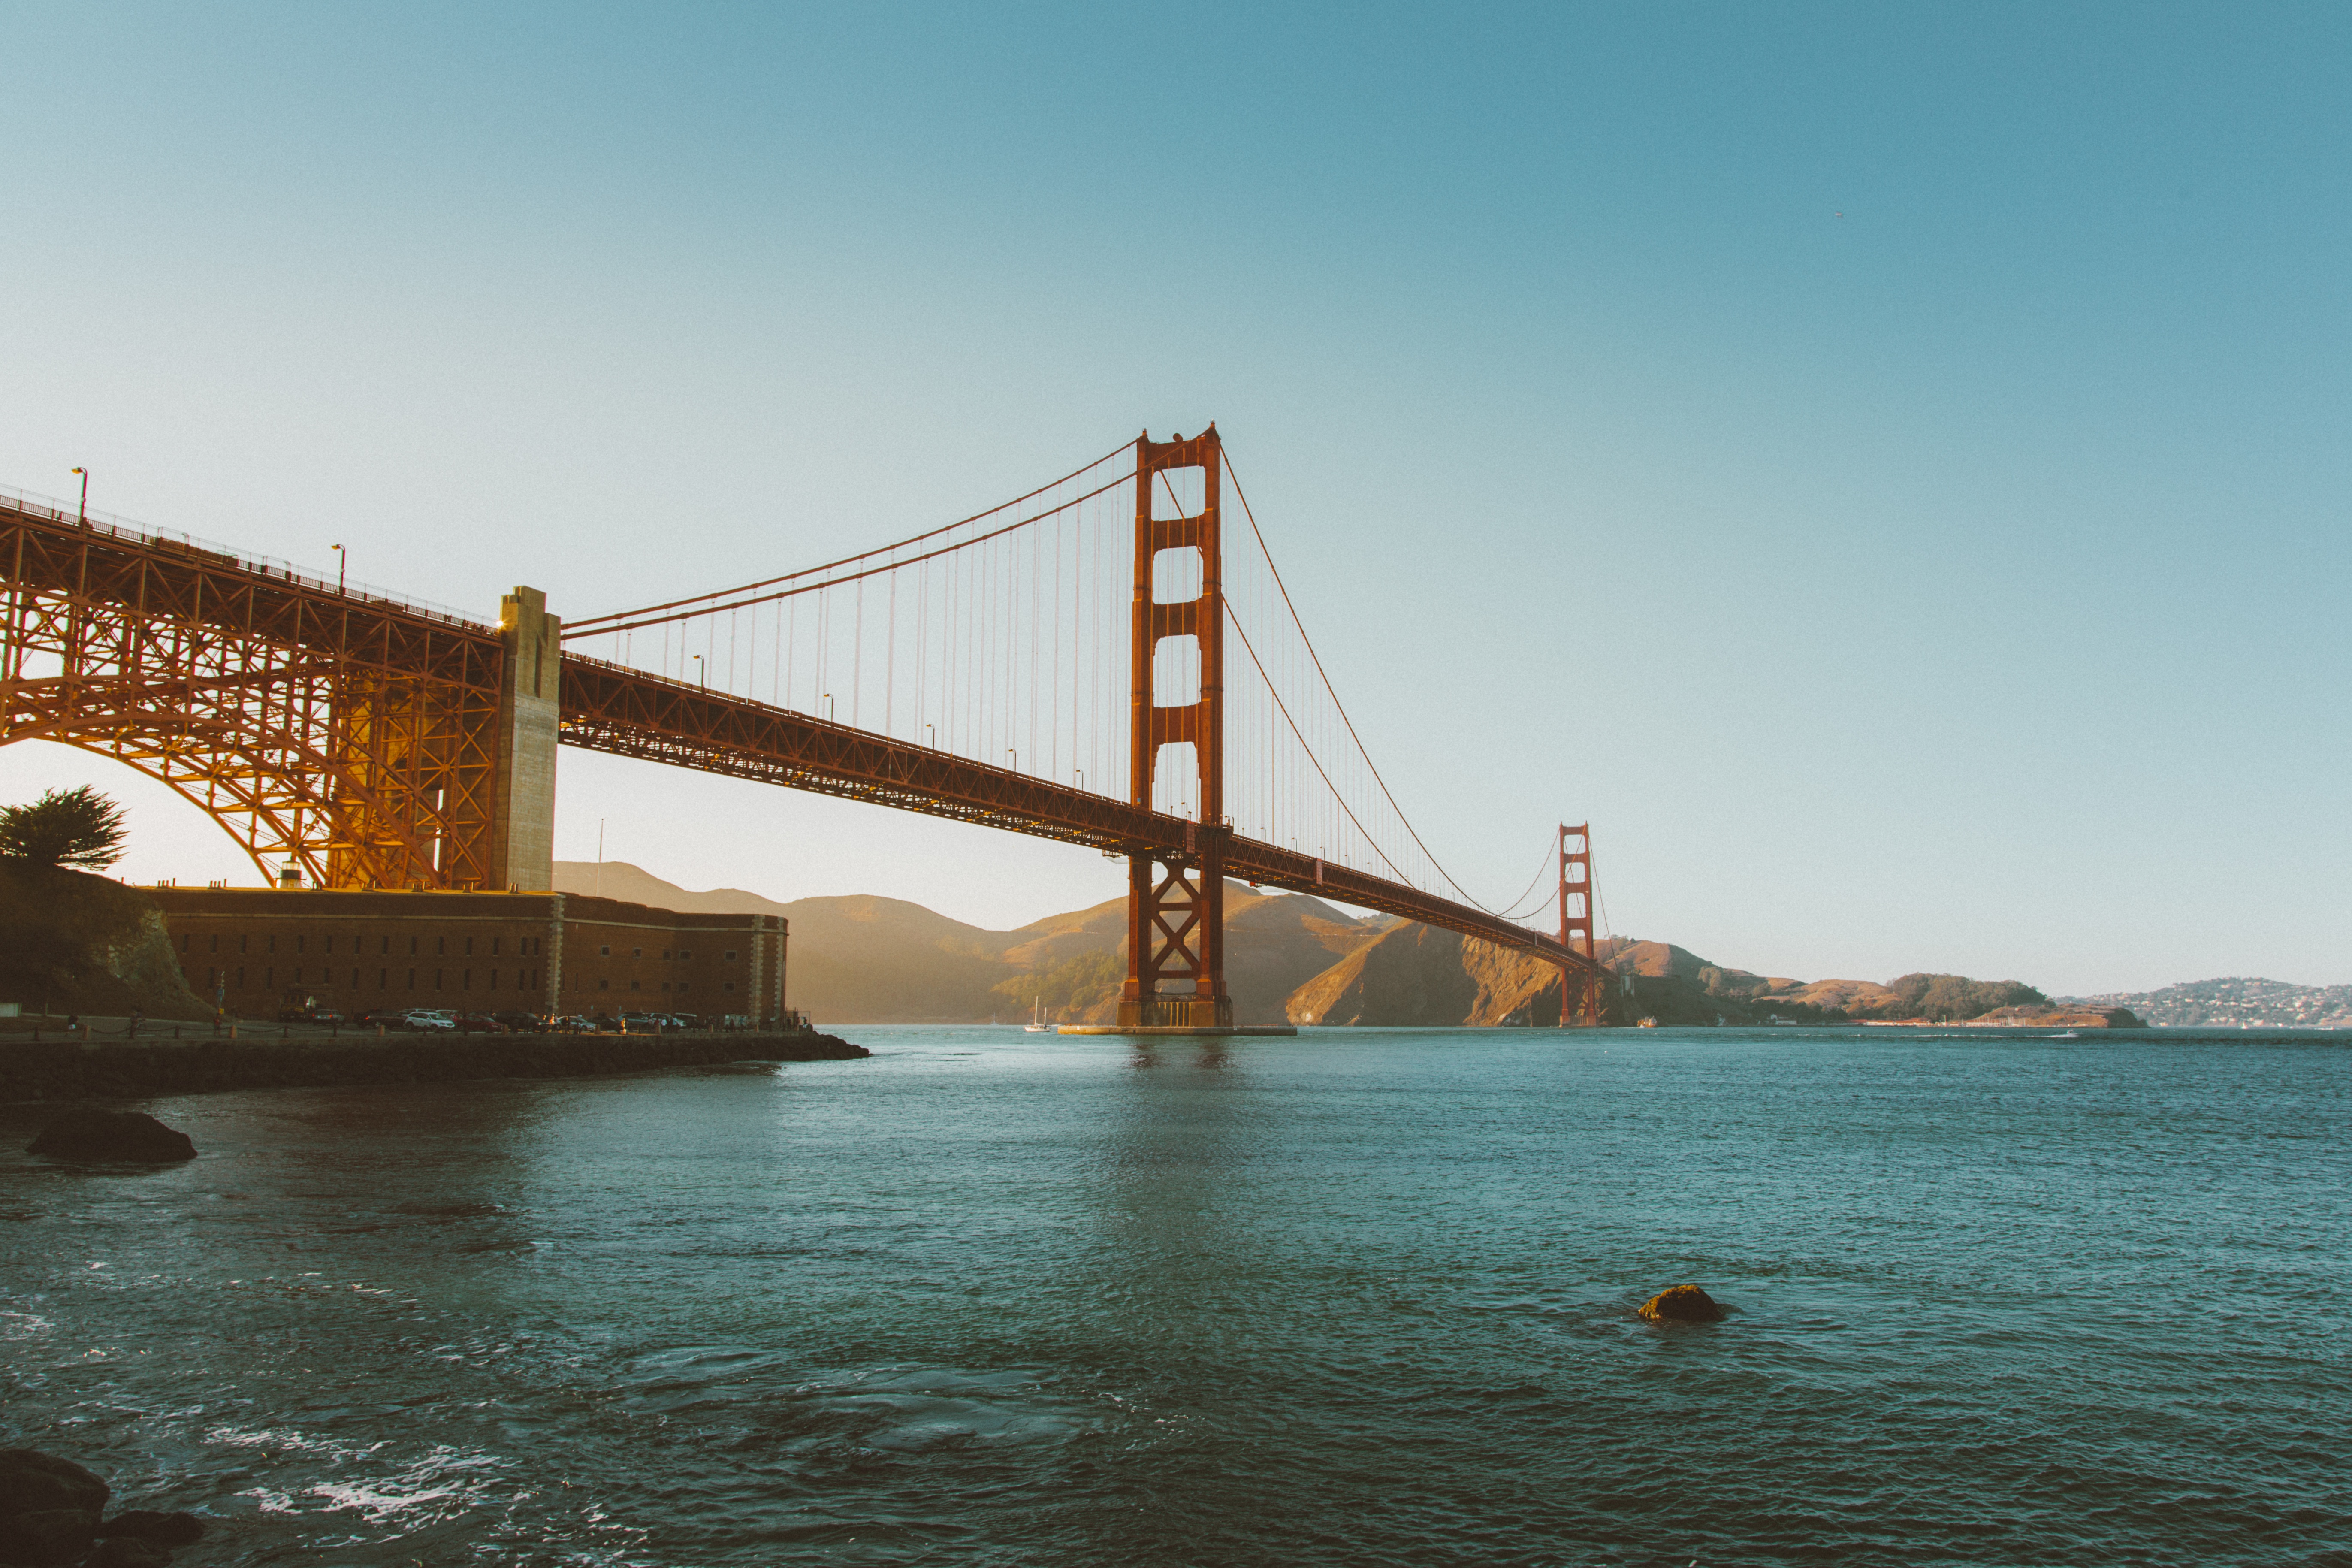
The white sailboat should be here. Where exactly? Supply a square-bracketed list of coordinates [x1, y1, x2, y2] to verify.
[1024, 996, 1054, 1033]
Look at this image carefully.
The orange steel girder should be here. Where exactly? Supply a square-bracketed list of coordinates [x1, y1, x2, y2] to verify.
[1121, 428, 1229, 1028]
[1, 498, 504, 890]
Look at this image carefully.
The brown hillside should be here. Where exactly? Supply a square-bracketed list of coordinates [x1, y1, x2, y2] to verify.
[1768, 977, 1906, 1014]
[550, 863, 1382, 1024]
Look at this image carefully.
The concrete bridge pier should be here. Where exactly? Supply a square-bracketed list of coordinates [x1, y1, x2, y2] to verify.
[489, 585, 560, 891]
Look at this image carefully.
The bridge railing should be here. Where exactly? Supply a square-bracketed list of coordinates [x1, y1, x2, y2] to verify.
[0, 483, 486, 631]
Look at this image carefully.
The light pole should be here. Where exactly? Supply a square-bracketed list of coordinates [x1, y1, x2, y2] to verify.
[924, 723, 935, 748]
[1007, 748, 1017, 773]
[691, 654, 706, 688]
[330, 543, 347, 593]
[1075, 768, 1084, 791]
[69, 467, 87, 524]
[823, 692, 835, 722]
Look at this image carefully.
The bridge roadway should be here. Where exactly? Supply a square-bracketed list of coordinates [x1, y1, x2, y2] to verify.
[561, 653, 1600, 975]
[2, 492, 1598, 979]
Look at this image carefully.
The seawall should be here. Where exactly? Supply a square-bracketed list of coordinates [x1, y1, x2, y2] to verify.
[0, 1031, 869, 1103]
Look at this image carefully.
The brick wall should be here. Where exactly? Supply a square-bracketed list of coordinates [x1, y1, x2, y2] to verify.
[148, 888, 786, 1023]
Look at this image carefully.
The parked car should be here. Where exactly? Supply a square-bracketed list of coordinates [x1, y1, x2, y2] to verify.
[449, 1013, 505, 1033]
[490, 1011, 543, 1032]
[401, 1010, 456, 1031]
[356, 1009, 407, 1029]
[278, 1007, 344, 1026]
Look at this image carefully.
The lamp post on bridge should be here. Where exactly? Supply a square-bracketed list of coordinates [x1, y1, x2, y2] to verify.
[330, 544, 347, 593]
[692, 654, 706, 689]
[70, 467, 87, 524]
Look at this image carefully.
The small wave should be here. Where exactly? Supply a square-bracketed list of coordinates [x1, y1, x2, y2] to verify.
[0, 1309, 54, 1338]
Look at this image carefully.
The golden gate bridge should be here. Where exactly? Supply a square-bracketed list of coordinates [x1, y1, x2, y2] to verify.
[0, 427, 1605, 1029]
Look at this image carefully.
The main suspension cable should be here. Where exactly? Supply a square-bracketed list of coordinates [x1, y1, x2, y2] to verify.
[1221, 452, 1531, 922]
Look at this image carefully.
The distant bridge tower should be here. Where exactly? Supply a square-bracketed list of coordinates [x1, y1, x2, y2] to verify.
[1558, 822, 1602, 1026]
[1120, 427, 1232, 1029]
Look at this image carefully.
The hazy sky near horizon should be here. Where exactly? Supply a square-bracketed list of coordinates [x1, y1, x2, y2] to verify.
[3, 3, 2346, 995]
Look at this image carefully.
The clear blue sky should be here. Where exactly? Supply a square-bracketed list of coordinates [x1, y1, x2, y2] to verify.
[3, 3, 2345, 994]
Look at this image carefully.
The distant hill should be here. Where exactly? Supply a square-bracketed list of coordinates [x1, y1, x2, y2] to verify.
[2057, 978, 2352, 1029]
[550, 863, 1386, 1024]
[549, 861, 2103, 1031]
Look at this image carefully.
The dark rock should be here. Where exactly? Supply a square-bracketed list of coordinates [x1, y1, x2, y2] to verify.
[0, 1508, 99, 1565]
[0, 1449, 109, 1519]
[26, 1110, 196, 1163]
[1637, 1284, 1727, 1323]
[85, 1537, 173, 1568]
[97, 1511, 204, 1547]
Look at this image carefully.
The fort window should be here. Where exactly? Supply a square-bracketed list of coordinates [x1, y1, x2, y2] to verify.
[677, 982, 689, 993]
[435, 969, 444, 990]
[235, 967, 245, 985]
[436, 937, 446, 956]
[632, 948, 642, 958]
[409, 937, 418, 955]
[464, 937, 474, 957]
[491, 937, 500, 956]
[266, 967, 275, 987]
[598, 979, 610, 991]
[630, 980, 640, 991]
[463, 970, 471, 990]
[600, 945, 610, 957]
[209, 936, 218, 953]
[267, 935, 277, 955]
[489, 969, 498, 989]
[295, 935, 304, 954]
[381, 936, 390, 955]
[379, 969, 388, 988]
[239, 935, 248, 954]
[724, 950, 737, 961]
[724, 982, 735, 992]
[407, 968, 416, 988]
[181, 934, 190, 952]
[679, 950, 691, 960]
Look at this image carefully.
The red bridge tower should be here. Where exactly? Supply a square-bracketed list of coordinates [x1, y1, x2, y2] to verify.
[1120, 427, 1232, 1029]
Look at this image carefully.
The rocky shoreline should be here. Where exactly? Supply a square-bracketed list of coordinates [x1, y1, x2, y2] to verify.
[0, 1031, 869, 1103]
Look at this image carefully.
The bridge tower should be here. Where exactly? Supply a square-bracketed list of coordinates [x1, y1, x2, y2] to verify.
[1558, 822, 1603, 1026]
[1120, 427, 1232, 1030]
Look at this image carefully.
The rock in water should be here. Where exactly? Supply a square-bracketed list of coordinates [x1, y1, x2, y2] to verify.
[98, 1510, 205, 1546]
[27, 1110, 196, 1162]
[86, 1537, 174, 1568]
[0, 1449, 109, 1519]
[1638, 1284, 1727, 1323]
[0, 1508, 100, 1565]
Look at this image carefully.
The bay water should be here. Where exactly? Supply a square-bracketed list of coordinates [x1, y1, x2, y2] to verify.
[4, 1026, 2348, 1565]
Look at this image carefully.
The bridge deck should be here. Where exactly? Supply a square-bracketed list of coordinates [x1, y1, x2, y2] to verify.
[559, 654, 1600, 976]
